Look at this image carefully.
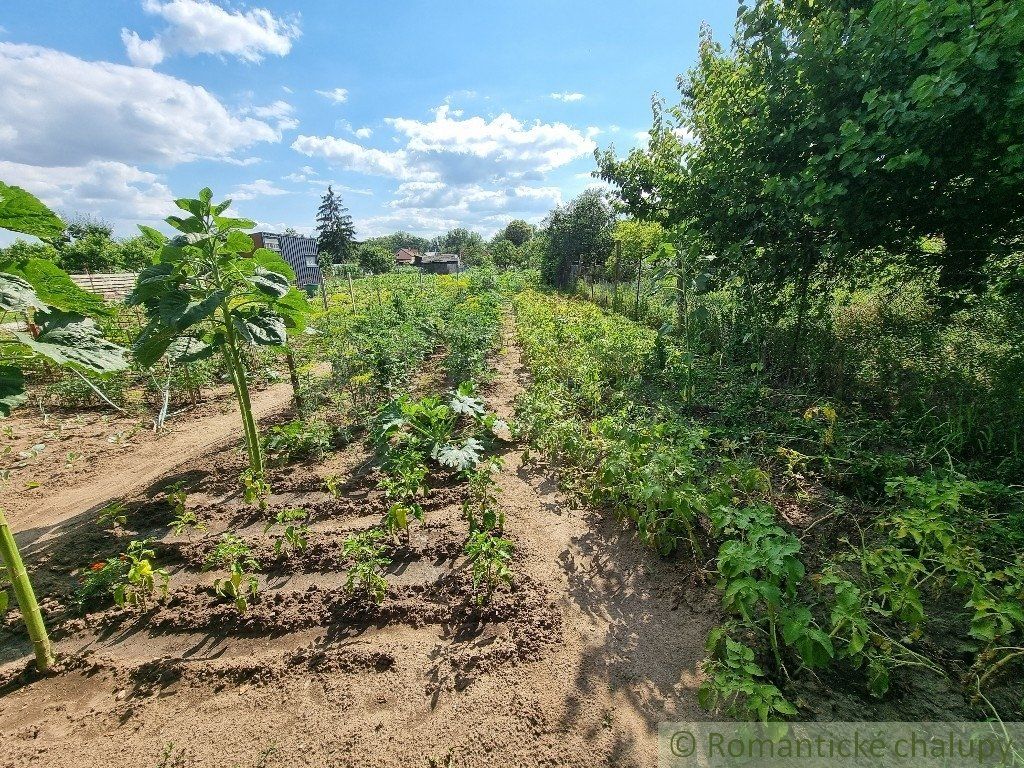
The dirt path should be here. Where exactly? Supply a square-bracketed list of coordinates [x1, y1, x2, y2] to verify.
[7, 382, 294, 537]
[0, 318, 717, 768]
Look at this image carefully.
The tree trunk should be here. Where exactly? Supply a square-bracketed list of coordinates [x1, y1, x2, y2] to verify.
[0, 508, 53, 671]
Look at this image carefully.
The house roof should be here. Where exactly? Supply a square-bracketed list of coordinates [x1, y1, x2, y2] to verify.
[394, 247, 420, 260]
[421, 251, 460, 263]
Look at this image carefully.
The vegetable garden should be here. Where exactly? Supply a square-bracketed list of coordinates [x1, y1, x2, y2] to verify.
[1, 0, 1023, 761]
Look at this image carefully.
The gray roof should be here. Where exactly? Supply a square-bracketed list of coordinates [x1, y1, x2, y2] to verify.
[421, 251, 460, 263]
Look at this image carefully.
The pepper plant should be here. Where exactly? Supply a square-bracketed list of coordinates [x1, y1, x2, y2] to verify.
[0, 181, 130, 671]
[128, 188, 309, 499]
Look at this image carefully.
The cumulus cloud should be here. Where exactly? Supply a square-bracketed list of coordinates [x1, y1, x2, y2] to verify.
[388, 181, 560, 216]
[316, 87, 349, 104]
[0, 43, 286, 168]
[353, 127, 373, 139]
[283, 165, 317, 182]
[228, 178, 290, 201]
[291, 135, 413, 179]
[121, 0, 300, 67]
[247, 100, 299, 131]
[550, 92, 585, 102]
[0, 159, 173, 224]
[293, 105, 595, 185]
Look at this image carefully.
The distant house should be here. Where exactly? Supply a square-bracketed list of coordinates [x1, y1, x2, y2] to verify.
[394, 247, 420, 266]
[252, 231, 321, 288]
[420, 252, 461, 275]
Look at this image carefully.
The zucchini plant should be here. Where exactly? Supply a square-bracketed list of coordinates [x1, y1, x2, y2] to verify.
[127, 188, 310, 500]
[0, 181, 130, 671]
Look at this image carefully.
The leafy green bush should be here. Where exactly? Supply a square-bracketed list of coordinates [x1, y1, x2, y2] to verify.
[263, 418, 333, 465]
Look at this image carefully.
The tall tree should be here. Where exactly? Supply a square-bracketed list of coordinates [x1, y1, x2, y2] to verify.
[542, 190, 615, 289]
[503, 219, 534, 247]
[315, 185, 356, 264]
[436, 228, 485, 266]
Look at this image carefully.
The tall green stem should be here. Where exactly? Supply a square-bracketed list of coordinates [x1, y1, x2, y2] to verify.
[220, 302, 264, 477]
[0, 507, 53, 671]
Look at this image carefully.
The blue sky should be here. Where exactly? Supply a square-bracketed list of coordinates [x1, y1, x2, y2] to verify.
[0, 1, 737, 243]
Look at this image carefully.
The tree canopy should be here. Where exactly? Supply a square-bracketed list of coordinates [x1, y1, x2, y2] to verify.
[598, 0, 1024, 300]
[541, 190, 615, 288]
[315, 185, 356, 264]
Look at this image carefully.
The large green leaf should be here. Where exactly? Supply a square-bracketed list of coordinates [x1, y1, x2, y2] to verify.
[252, 249, 296, 281]
[127, 262, 177, 308]
[177, 291, 224, 330]
[232, 310, 287, 346]
[272, 288, 310, 331]
[0, 365, 27, 416]
[0, 257, 108, 316]
[137, 225, 168, 247]
[247, 268, 291, 298]
[166, 335, 216, 363]
[0, 182, 65, 242]
[132, 320, 177, 368]
[0, 272, 48, 313]
[213, 216, 255, 231]
[11, 308, 128, 373]
[224, 230, 255, 254]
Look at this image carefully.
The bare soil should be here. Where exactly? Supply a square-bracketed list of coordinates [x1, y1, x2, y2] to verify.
[0, 321, 718, 768]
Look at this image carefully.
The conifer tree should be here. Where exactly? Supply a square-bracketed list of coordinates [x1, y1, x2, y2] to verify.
[315, 185, 355, 264]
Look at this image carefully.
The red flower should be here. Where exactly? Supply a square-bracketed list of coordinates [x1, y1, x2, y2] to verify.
[90, 561, 105, 571]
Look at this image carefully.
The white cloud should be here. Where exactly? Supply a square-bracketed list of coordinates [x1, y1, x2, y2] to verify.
[295, 105, 594, 187]
[353, 127, 373, 139]
[248, 100, 298, 131]
[228, 178, 289, 201]
[252, 221, 315, 236]
[0, 43, 286, 168]
[388, 181, 560, 215]
[283, 165, 317, 182]
[291, 135, 413, 179]
[387, 105, 595, 182]
[220, 156, 262, 167]
[0, 159, 173, 225]
[294, 105, 591, 237]
[121, 0, 300, 67]
[550, 92, 585, 102]
[316, 87, 349, 104]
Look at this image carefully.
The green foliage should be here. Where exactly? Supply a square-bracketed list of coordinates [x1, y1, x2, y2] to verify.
[315, 185, 356, 263]
[77, 539, 169, 610]
[378, 449, 428, 541]
[698, 631, 797, 722]
[262, 418, 333, 466]
[540, 190, 615, 289]
[0, 181, 64, 241]
[463, 531, 514, 605]
[435, 228, 485, 266]
[204, 534, 261, 613]
[609, 219, 665, 281]
[342, 528, 391, 603]
[128, 188, 311, 491]
[0, 181, 128, 415]
[502, 219, 534, 248]
[357, 243, 394, 275]
[263, 508, 309, 556]
[97, 500, 128, 530]
[49, 218, 158, 273]
[462, 456, 503, 533]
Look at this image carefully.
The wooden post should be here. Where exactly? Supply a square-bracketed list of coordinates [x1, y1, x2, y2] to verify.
[612, 241, 621, 313]
[285, 347, 304, 412]
[347, 271, 355, 307]
[635, 253, 644, 320]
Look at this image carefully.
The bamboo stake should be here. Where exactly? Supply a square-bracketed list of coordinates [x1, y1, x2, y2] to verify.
[0, 507, 53, 671]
